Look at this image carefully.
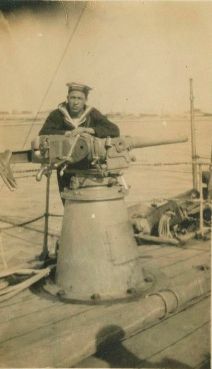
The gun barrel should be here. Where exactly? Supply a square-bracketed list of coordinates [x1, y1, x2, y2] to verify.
[126, 135, 188, 150]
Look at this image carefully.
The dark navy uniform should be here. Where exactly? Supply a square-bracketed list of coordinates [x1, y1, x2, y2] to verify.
[39, 99, 120, 197]
[39, 104, 119, 138]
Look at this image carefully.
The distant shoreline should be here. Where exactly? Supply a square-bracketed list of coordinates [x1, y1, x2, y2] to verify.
[0, 111, 212, 125]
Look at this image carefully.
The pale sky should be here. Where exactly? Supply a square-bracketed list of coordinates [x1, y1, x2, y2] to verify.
[0, 1, 212, 114]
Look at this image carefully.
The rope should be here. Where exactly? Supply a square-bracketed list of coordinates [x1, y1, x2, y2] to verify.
[3, 231, 43, 246]
[48, 213, 63, 218]
[0, 231, 8, 269]
[15, 175, 36, 179]
[13, 169, 38, 174]
[13, 168, 38, 179]
[1, 159, 207, 184]
[132, 168, 193, 174]
[0, 215, 45, 231]
[0, 215, 60, 236]
[158, 212, 175, 239]
[132, 160, 209, 166]
[0, 267, 52, 303]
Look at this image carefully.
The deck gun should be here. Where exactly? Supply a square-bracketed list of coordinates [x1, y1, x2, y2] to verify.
[0, 131, 191, 303]
[0, 132, 187, 186]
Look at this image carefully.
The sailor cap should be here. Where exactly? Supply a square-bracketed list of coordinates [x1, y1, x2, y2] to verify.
[66, 82, 92, 97]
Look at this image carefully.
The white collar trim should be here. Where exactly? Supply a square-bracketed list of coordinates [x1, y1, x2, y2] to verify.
[58, 103, 93, 127]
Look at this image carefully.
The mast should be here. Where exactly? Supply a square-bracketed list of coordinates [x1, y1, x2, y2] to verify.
[189, 78, 198, 190]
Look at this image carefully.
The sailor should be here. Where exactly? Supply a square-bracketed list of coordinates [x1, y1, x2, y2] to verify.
[39, 82, 119, 137]
[39, 82, 120, 195]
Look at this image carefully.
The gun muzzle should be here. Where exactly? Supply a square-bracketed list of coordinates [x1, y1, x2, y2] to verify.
[125, 135, 188, 150]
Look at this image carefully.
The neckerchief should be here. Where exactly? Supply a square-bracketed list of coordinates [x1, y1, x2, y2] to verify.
[58, 102, 93, 128]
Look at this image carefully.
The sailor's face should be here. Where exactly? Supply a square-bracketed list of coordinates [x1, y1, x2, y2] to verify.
[67, 91, 87, 115]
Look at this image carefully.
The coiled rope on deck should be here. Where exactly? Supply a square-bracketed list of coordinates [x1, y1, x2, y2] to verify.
[158, 212, 175, 239]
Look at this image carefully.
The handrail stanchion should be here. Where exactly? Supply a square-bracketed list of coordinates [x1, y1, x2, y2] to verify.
[190, 78, 198, 190]
[198, 163, 204, 237]
[39, 171, 51, 261]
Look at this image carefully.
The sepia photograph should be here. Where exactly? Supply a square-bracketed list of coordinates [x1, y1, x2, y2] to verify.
[0, 1, 211, 368]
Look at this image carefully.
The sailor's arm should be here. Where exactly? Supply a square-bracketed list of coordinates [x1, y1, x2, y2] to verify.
[90, 109, 120, 138]
[39, 110, 67, 135]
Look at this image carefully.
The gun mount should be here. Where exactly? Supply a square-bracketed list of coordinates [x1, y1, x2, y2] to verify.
[31, 133, 188, 180]
[32, 132, 187, 303]
[0, 132, 189, 303]
[0, 132, 187, 188]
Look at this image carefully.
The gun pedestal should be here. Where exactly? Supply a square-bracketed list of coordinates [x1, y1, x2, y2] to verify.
[55, 174, 148, 303]
[4, 132, 185, 303]
[36, 133, 187, 303]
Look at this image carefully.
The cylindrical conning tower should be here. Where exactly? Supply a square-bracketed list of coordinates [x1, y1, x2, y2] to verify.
[56, 176, 147, 302]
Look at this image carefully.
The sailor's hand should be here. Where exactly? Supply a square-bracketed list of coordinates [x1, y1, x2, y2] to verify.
[65, 128, 95, 137]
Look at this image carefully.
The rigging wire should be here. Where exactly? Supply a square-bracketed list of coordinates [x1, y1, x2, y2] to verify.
[59, 0, 69, 25]
[0, 215, 59, 237]
[22, 2, 88, 149]
[0, 2, 87, 193]
[3, 230, 42, 246]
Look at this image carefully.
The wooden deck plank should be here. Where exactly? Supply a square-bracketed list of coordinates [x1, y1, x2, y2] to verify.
[0, 243, 209, 329]
[183, 239, 211, 252]
[0, 283, 210, 368]
[129, 297, 210, 360]
[77, 297, 210, 368]
[139, 243, 206, 260]
[0, 235, 210, 368]
[0, 288, 32, 308]
[147, 322, 210, 368]
[164, 251, 210, 279]
[140, 249, 208, 271]
[0, 292, 61, 324]
[0, 302, 97, 345]
[0, 299, 125, 346]
[0, 247, 209, 326]
[0, 301, 132, 367]
[137, 244, 162, 252]
[138, 238, 210, 255]
[138, 245, 181, 258]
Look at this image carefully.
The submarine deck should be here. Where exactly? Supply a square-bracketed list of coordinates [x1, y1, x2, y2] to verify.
[0, 220, 210, 368]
